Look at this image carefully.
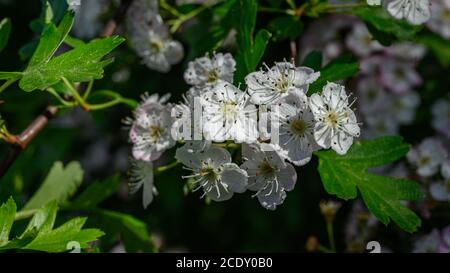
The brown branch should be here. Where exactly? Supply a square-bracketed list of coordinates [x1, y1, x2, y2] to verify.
[0, 0, 134, 179]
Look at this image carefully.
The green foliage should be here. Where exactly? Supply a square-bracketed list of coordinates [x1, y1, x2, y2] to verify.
[21, 161, 83, 211]
[19, 12, 124, 92]
[353, 7, 422, 46]
[234, 0, 271, 84]
[69, 175, 122, 210]
[0, 18, 12, 53]
[89, 209, 157, 253]
[417, 33, 450, 67]
[0, 198, 104, 252]
[268, 16, 303, 42]
[315, 136, 422, 232]
[302, 51, 322, 71]
[308, 54, 359, 94]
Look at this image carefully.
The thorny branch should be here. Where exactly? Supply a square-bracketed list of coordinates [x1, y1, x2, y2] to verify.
[0, 0, 134, 179]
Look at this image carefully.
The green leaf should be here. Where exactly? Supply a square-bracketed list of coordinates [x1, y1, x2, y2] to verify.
[353, 7, 422, 45]
[23, 217, 104, 252]
[0, 18, 12, 53]
[69, 175, 122, 210]
[234, 0, 271, 84]
[21, 161, 83, 211]
[315, 136, 422, 232]
[29, 11, 74, 67]
[90, 209, 157, 253]
[0, 72, 22, 81]
[417, 33, 450, 67]
[302, 51, 322, 71]
[0, 198, 103, 252]
[0, 197, 16, 246]
[20, 36, 124, 91]
[268, 16, 303, 42]
[308, 54, 359, 94]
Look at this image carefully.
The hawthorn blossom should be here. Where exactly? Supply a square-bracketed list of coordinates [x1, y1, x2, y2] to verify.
[429, 161, 450, 202]
[309, 82, 360, 155]
[201, 81, 258, 143]
[386, 0, 431, 25]
[272, 89, 321, 166]
[129, 159, 156, 208]
[345, 23, 383, 57]
[184, 53, 236, 92]
[72, 0, 106, 39]
[129, 93, 175, 161]
[363, 114, 399, 139]
[407, 138, 447, 177]
[127, 1, 183, 73]
[427, 0, 450, 39]
[357, 76, 388, 116]
[413, 227, 450, 253]
[385, 42, 426, 61]
[432, 98, 450, 138]
[240, 144, 297, 210]
[176, 146, 248, 201]
[379, 58, 422, 94]
[389, 91, 421, 124]
[245, 62, 320, 105]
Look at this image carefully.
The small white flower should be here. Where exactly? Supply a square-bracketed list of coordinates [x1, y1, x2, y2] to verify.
[407, 138, 447, 177]
[272, 89, 321, 166]
[427, 0, 450, 39]
[386, 0, 431, 25]
[309, 82, 360, 155]
[72, 0, 106, 39]
[413, 229, 441, 253]
[129, 93, 176, 161]
[432, 98, 450, 138]
[429, 161, 450, 202]
[389, 91, 420, 124]
[345, 23, 383, 57]
[357, 76, 389, 116]
[379, 58, 422, 94]
[184, 53, 236, 92]
[240, 143, 297, 210]
[129, 159, 156, 209]
[385, 42, 426, 61]
[176, 146, 248, 201]
[367, 0, 381, 5]
[245, 62, 320, 105]
[127, 12, 183, 73]
[201, 81, 258, 143]
[363, 114, 399, 139]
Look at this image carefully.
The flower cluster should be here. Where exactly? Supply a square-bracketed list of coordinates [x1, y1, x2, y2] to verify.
[126, 53, 361, 210]
[412, 226, 450, 253]
[126, 0, 184, 72]
[366, 0, 432, 25]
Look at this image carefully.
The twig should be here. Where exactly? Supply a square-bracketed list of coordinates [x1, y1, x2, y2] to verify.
[0, 0, 134, 179]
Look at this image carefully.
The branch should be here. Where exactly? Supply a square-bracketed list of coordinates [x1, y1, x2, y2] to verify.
[0, 0, 134, 179]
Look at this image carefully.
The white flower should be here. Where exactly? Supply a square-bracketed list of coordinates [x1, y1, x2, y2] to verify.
[72, 0, 106, 39]
[184, 53, 236, 92]
[432, 98, 450, 138]
[129, 93, 176, 161]
[363, 114, 399, 139]
[407, 138, 447, 177]
[386, 0, 431, 25]
[129, 159, 156, 209]
[272, 89, 321, 166]
[176, 146, 248, 201]
[429, 161, 450, 202]
[240, 144, 297, 210]
[427, 0, 450, 39]
[345, 23, 383, 57]
[367, 0, 381, 5]
[357, 76, 389, 116]
[201, 81, 258, 143]
[309, 82, 360, 155]
[245, 62, 320, 105]
[127, 10, 183, 73]
[385, 42, 426, 61]
[389, 91, 420, 124]
[379, 58, 422, 94]
[413, 229, 441, 253]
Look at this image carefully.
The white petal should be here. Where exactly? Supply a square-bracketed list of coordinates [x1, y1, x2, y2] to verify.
[220, 163, 248, 193]
[331, 131, 353, 155]
[314, 122, 332, 149]
[276, 163, 297, 191]
[429, 182, 450, 201]
[206, 183, 234, 202]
